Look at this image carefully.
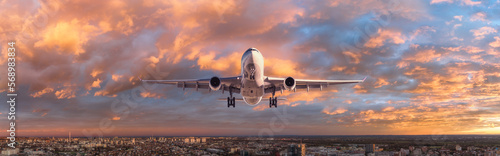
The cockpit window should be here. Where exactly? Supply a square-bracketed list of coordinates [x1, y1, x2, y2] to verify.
[246, 63, 256, 80]
[246, 63, 255, 72]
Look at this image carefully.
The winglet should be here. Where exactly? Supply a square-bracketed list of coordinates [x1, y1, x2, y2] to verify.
[362, 76, 367, 82]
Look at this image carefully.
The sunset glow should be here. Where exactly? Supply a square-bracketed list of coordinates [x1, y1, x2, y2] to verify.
[0, 0, 499, 137]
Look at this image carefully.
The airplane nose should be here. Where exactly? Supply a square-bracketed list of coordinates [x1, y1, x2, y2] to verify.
[247, 47, 260, 53]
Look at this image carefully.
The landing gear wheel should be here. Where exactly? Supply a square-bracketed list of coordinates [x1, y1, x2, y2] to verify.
[227, 97, 231, 107]
[269, 97, 278, 108]
[232, 97, 236, 108]
[269, 97, 272, 108]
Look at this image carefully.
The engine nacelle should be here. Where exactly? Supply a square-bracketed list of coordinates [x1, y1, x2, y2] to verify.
[209, 76, 222, 91]
[283, 77, 296, 91]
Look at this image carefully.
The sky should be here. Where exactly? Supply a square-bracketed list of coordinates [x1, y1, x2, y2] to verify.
[0, 0, 500, 137]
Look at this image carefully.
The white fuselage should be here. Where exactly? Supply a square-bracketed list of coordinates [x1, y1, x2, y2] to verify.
[240, 48, 265, 105]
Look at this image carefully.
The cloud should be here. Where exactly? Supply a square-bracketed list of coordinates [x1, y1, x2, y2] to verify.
[112, 75, 124, 81]
[90, 79, 102, 89]
[197, 52, 241, 75]
[2, 0, 500, 136]
[402, 48, 442, 63]
[470, 26, 496, 40]
[430, 0, 454, 4]
[382, 106, 395, 112]
[489, 37, 500, 48]
[31, 88, 54, 98]
[364, 29, 405, 48]
[470, 12, 487, 22]
[462, 0, 481, 6]
[264, 57, 308, 78]
[322, 107, 348, 115]
[34, 19, 101, 55]
[54, 88, 76, 99]
[112, 116, 121, 121]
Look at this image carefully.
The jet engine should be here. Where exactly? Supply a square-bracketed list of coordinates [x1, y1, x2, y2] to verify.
[209, 76, 222, 91]
[283, 77, 296, 91]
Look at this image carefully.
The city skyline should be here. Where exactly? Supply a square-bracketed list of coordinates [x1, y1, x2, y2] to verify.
[1, 0, 500, 137]
[1, 135, 499, 155]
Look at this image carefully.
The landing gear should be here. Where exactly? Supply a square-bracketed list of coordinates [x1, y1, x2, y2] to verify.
[269, 86, 278, 108]
[227, 87, 235, 108]
[227, 97, 235, 107]
[269, 97, 278, 108]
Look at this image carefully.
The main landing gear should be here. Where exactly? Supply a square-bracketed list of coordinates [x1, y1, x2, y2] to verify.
[269, 97, 277, 108]
[269, 86, 278, 108]
[227, 87, 235, 107]
[227, 97, 235, 107]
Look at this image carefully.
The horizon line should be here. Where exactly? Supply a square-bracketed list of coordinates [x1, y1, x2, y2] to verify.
[3, 134, 500, 138]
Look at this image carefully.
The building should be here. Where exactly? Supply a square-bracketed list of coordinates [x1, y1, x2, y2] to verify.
[288, 144, 300, 156]
[1, 148, 20, 155]
[365, 144, 375, 154]
[300, 143, 306, 156]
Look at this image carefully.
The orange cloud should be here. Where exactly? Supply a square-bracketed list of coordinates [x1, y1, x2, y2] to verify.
[374, 78, 390, 88]
[285, 91, 335, 106]
[331, 66, 347, 72]
[32, 109, 50, 117]
[112, 116, 121, 121]
[353, 84, 367, 94]
[330, 104, 486, 134]
[197, 52, 241, 75]
[382, 106, 395, 112]
[31, 87, 54, 98]
[140, 91, 163, 99]
[90, 69, 103, 78]
[462, 46, 484, 54]
[365, 29, 405, 48]
[112, 75, 124, 81]
[54, 88, 76, 99]
[442, 46, 461, 52]
[489, 36, 500, 48]
[322, 107, 348, 115]
[156, 0, 304, 63]
[342, 51, 361, 64]
[402, 49, 442, 63]
[470, 26, 496, 40]
[264, 58, 308, 78]
[34, 19, 100, 55]
[252, 89, 338, 111]
[90, 79, 102, 89]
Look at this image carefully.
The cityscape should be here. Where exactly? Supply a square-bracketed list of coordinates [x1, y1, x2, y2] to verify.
[1, 135, 499, 155]
[2, 0, 500, 156]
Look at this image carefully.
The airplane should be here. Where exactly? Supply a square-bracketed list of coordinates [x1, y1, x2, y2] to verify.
[142, 48, 366, 108]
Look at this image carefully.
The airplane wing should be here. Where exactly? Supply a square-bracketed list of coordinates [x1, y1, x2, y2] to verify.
[141, 76, 242, 93]
[264, 76, 366, 93]
[217, 97, 287, 101]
